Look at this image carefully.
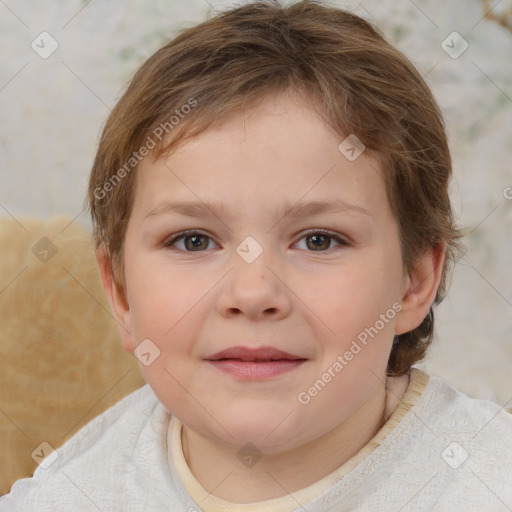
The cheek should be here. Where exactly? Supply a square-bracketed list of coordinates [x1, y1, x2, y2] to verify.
[314, 256, 400, 323]
[124, 260, 205, 412]
[124, 255, 211, 361]
[124, 244, 178, 318]
[305, 252, 401, 370]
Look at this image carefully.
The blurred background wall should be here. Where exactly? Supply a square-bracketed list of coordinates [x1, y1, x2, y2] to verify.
[0, 0, 511, 403]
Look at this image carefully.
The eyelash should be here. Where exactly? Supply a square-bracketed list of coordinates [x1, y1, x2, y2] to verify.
[163, 229, 348, 253]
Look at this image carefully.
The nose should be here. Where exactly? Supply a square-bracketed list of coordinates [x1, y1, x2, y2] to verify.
[217, 249, 292, 321]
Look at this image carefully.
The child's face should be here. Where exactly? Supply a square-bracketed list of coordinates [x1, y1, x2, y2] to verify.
[111, 91, 413, 453]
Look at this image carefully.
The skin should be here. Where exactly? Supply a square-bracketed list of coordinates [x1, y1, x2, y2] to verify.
[97, 89, 445, 503]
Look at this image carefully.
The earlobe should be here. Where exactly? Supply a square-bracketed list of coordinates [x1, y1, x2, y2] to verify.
[394, 243, 446, 336]
[95, 247, 137, 353]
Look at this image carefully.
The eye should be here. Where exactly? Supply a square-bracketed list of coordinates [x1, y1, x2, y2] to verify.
[163, 230, 217, 252]
[163, 229, 348, 253]
[295, 230, 347, 252]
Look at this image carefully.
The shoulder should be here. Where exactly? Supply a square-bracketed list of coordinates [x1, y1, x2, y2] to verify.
[45, 383, 162, 465]
[0, 385, 175, 511]
[398, 371, 512, 507]
[421, 372, 512, 442]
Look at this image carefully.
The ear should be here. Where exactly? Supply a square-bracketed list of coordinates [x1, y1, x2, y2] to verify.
[95, 247, 137, 353]
[394, 242, 446, 335]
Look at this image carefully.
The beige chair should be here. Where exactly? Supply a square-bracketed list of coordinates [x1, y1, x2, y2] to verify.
[0, 215, 145, 495]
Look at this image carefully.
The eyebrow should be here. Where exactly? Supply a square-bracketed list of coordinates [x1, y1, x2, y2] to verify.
[145, 199, 372, 222]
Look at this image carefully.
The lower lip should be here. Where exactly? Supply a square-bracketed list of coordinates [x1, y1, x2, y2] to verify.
[206, 359, 306, 379]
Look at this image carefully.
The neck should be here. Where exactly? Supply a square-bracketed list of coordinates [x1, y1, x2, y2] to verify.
[180, 373, 409, 504]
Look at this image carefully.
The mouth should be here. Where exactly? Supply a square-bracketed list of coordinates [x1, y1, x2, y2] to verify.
[205, 345, 305, 362]
[205, 345, 307, 379]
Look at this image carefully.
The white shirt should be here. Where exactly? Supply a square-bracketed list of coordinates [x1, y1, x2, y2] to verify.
[1, 368, 511, 511]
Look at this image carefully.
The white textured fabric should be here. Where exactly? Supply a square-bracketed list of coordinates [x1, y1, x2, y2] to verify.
[1, 372, 511, 511]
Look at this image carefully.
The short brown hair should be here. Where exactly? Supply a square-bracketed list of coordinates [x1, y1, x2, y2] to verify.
[86, 0, 465, 376]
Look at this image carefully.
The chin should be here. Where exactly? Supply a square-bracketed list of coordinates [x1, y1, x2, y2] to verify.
[213, 413, 310, 453]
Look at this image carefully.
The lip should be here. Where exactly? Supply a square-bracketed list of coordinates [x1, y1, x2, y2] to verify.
[205, 345, 304, 362]
[205, 345, 307, 380]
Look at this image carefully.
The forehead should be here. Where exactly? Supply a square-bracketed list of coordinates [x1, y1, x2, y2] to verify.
[132, 90, 390, 224]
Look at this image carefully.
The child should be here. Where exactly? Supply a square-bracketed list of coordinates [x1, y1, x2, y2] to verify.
[2, 1, 511, 510]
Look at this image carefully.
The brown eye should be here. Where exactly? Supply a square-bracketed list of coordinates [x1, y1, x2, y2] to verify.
[164, 231, 216, 251]
[306, 234, 332, 251]
[295, 230, 347, 252]
[183, 234, 209, 251]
